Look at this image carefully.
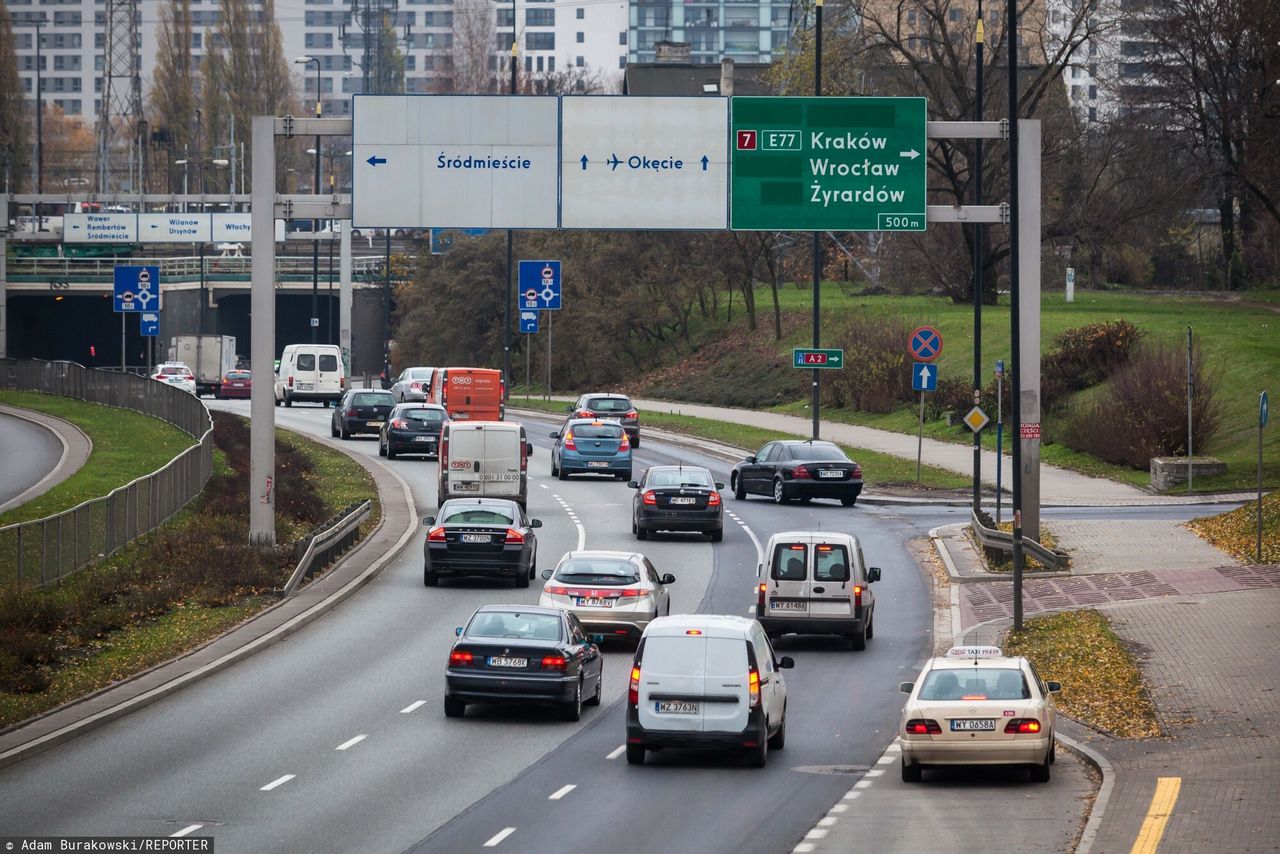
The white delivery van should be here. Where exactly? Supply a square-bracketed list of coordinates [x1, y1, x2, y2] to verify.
[438, 421, 533, 508]
[275, 344, 346, 407]
[755, 531, 881, 650]
[625, 615, 793, 767]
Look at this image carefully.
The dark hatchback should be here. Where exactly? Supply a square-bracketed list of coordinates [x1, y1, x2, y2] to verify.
[629, 465, 725, 542]
[332, 389, 396, 439]
[379, 403, 449, 459]
[444, 605, 603, 721]
[568, 393, 641, 447]
[731, 440, 864, 506]
[423, 498, 541, 588]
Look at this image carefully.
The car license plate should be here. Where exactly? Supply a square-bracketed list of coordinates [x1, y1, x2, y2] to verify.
[669, 496, 696, 505]
[460, 533, 490, 544]
[367, 420, 383, 428]
[656, 701, 699, 715]
[586, 461, 609, 468]
[297, 382, 314, 390]
[951, 719, 996, 731]
[454, 482, 479, 491]
[575, 597, 613, 608]
[413, 436, 433, 443]
[818, 470, 843, 478]
[770, 600, 807, 611]
[232, 383, 245, 387]
[487, 656, 527, 668]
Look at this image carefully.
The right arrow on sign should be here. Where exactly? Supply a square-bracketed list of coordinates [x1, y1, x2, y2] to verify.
[900, 149, 921, 159]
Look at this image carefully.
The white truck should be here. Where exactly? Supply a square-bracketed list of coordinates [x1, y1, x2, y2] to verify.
[171, 334, 238, 398]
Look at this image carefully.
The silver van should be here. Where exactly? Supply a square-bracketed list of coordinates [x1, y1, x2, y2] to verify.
[438, 421, 533, 509]
[755, 531, 881, 650]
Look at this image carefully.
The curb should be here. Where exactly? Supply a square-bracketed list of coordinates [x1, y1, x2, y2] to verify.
[1056, 728, 1116, 854]
[930, 523, 1072, 582]
[0, 402, 94, 514]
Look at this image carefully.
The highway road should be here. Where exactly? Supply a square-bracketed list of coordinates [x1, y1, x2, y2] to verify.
[0, 410, 65, 509]
[0, 402, 1110, 852]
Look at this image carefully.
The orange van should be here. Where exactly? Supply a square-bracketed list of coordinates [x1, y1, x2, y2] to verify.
[431, 367, 504, 421]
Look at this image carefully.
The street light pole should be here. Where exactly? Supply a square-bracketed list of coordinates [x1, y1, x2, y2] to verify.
[504, 9, 516, 400]
[972, 0, 985, 513]
[34, 15, 44, 197]
[296, 56, 323, 343]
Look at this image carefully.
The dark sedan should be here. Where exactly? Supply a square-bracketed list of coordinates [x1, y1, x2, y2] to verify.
[424, 498, 541, 588]
[629, 465, 725, 541]
[731, 440, 863, 506]
[445, 605, 603, 721]
[331, 389, 396, 439]
[379, 403, 448, 459]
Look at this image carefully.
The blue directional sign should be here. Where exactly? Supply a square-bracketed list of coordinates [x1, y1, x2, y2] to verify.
[1262, 391, 1270, 428]
[519, 310, 540, 334]
[140, 313, 159, 337]
[518, 260, 562, 310]
[113, 265, 160, 313]
[912, 362, 938, 392]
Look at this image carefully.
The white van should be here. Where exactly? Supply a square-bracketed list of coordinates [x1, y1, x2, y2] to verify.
[756, 531, 881, 650]
[438, 421, 533, 508]
[625, 615, 793, 767]
[275, 344, 346, 407]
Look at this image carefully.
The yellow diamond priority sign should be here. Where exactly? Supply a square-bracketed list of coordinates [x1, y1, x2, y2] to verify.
[963, 406, 990, 433]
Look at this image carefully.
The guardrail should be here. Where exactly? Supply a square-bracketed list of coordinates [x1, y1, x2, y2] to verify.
[0, 359, 214, 588]
[4, 255, 389, 281]
[282, 500, 372, 597]
[969, 509, 1070, 571]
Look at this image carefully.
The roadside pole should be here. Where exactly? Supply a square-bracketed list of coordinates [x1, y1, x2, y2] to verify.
[1260, 391, 1269, 563]
[249, 115, 277, 547]
[1187, 326, 1194, 492]
[1007, 0, 1024, 632]
[339, 222, 352, 376]
[120, 313, 126, 372]
[971, 0, 985, 514]
[996, 359, 1004, 525]
[545, 312, 553, 400]
[916, 391, 924, 482]
[811, 0, 824, 441]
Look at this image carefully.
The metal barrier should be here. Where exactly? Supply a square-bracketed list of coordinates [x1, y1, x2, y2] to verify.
[969, 509, 1069, 571]
[282, 500, 373, 597]
[4, 255, 389, 281]
[0, 359, 214, 588]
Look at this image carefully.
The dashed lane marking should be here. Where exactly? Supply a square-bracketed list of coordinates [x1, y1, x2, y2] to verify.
[400, 701, 426, 714]
[548, 784, 576, 801]
[484, 827, 517, 847]
[170, 825, 203, 838]
[335, 734, 367, 751]
[606, 745, 626, 760]
[260, 774, 295, 792]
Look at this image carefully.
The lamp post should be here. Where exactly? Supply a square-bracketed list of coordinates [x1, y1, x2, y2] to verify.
[174, 151, 190, 212]
[505, 1, 517, 399]
[296, 56, 323, 343]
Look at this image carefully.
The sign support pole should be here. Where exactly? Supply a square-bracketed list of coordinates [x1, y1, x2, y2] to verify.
[996, 364, 1003, 526]
[1187, 326, 1194, 492]
[525, 333, 531, 397]
[249, 116, 277, 547]
[1258, 411, 1264, 563]
[1007, 0, 1024, 632]
[546, 312, 553, 400]
[120, 312, 126, 372]
[811, 0, 823, 442]
[971, 0, 984, 514]
[916, 392, 924, 482]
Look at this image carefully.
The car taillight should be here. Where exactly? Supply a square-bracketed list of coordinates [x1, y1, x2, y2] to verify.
[390, 419, 408, 429]
[757, 583, 767, 611]
[1005, 718, 1042, 734]
[748, 667, 761, 708]
[629, 665, 641, 705]
[792, 465, 812, 479]
[340, 377, 346, 389]
[541, 656, 568, 672]
[708, 491, 721, 506]
[619, 433, 631, 451]
[544, 584, 571, 596]
[345, 408, 357, 417]
[427, 526, 447, 543]
[410, 381, 422, 390]
[618, 589, 647, 597]
[449, 650, 473, 667]
[642, 490, 657, 505]
[576, 410, 591, 418]
[625, 409, 638, 420]
[440, 436, 449, 468]
[852, 464, 863, 479]
[563, 431, 577, 451]
[853, 584, 863, 609]
[504, 528, 525, 544]
[153, 374, 164, 381]
[288, 376, 294, 388]
[905, 719, 942, 735]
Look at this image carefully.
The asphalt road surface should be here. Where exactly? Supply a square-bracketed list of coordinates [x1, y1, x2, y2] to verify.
[0, 410, 64, 508]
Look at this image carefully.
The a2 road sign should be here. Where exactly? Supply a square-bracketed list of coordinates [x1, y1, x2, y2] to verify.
[793, 348, 844, 369]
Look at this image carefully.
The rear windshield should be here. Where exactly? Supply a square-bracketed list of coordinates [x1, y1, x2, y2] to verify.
[771, 544, 808, 580]
[319, 354, 338, 372]
[402, 408, 446, 422]
[159, 366, 188, 376]
[814, 544, 850, 582]
[555, 558, 639, 586]
[441, 507, 515, 526]
[570, 423, 623, 439]
[296, 354, 315, 371]
[586, 397, 631, 412]
[919, 668, 1030, 701]
[788, 442, 848, 461]
[466, 611, 562, 642]
[353, 392, 394, 406]
[226, 371, 250, 380]
[408, 369, 433, 379]
[648, 469, 712, 488]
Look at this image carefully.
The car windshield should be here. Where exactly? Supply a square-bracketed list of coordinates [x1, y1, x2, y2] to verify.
[403, 408, 445, 422]
[788, 442, 848, 461]
[440, 508, 515, 526]
[586, 397, 631, 412]
[467, 611, 562, 641]
[570, 423, 622, 439]
[648, 469, 712, 488]
[408, 369, 432, 379]
[555, 558, 640, 586]
[919, 668, 1030, 701]
[353, 393, 394, 406]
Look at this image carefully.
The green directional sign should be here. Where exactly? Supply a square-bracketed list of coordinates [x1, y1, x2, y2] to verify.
[731, 96, 928, 232]
[793, 348, 845, 369]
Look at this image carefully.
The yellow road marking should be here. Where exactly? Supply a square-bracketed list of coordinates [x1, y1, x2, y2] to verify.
[1130, 776, 1181, 854]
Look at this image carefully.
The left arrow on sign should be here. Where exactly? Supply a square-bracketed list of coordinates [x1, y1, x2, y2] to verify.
[367, 155, 387, 166]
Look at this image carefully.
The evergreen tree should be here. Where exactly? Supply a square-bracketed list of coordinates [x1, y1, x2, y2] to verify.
[0, 4, 29, 190]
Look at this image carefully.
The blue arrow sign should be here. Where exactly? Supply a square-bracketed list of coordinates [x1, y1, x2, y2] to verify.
[140, 312, 159, 337]
[519, 310, 539, 334]
[113, 265, 160, 313]
[518, 260, 561, 311]
[1262, 391, 1270, 428]
[366, 155, 387, 167]
[701, 155, 709, 171]
[580, 155, 588, 171]
[912, 362, 938, 392]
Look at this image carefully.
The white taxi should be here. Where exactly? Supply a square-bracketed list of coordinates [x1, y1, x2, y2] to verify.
[897, 645, 1061, 782]
[152, 362, 196, 395]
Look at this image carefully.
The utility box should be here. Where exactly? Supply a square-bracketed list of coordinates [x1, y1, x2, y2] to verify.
[171, 334, 237, 398]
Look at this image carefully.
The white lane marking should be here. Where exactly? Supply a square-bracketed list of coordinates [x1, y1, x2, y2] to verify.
[260, 774, 295, 791]
[829, 804, 849, 814]
[335, 734, 367, 751]
[606, 745, 626, 760]
[842, 790, 862, 800]
[400, 700, 426, 714]
[794, 845, 816, 854]
[865, 768, 884, 777]
[804, 828, 829, 840]
[854, 779, 873, 789]
[877, 754, 896, 764]
[818, 816, 838, 827]
[548, 784, 576, 801]
[484, 827, 517, 847]
[539, 483, 549, 489]
[746, 607, 756, 615]
[728, 515, 763, 567]
[550, 492, 586, 551]
[170, 825, 203, 838]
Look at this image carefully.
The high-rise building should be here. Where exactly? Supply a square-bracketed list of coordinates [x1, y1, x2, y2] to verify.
[628, 0, 796, 65]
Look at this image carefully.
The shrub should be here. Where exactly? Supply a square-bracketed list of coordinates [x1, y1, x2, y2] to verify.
[1042, 320, 1144, 412]
[925, 376, 975, 421]
[1060, 343, 1222, 468]
[823, 315, 914, 413]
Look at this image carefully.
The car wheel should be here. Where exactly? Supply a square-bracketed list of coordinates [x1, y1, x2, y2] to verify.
[1050, 739, 1056, 764]
[732, 474, 746, 500]
[901, 757, 922, 783]
[767, 709, 786, 750]
[386, 447, 397, 460]
[631, 434, 640, 448]
[841, 495, 858, 507]
[378, 441, 386, 457]
[557, 465, 569, 481]
[850, 624, 867, 651]
[331, 423, 339, 438]
[275, 397, 281, 407]
[443, 695, 466, 718]
[866, 611, 875, 640]
[515, 567, 530, 588]
[284, 396, 293, 408]
[626, 743, 645, 765]
[635, 522, 649, 541]
[1030, 751, 1052, 782]
[339, 423, 349, 440]
[618, 470, 631, 481]
[423, 567, 438, 587]
[746, 733, 768, 768]
[709, 528, 723, 542]
[772, 479, 789, 504]
[561, 679, 583, 722]
[586, 670, 602, 707]
[550, 457, 559, 477]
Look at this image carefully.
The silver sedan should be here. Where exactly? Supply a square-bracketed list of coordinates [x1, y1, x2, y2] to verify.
[539, 550, 675, 642]
[389, 366, 435, 402]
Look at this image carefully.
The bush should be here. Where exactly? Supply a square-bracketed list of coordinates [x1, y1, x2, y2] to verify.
[1042, 320, 1144, 412]
[925, 376, 974, 421]
[1060, 343, 1222, 468]
[823, 315, 914, 413]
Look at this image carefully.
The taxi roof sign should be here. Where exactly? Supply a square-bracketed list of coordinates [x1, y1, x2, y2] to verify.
[945, 646, 1003, 659]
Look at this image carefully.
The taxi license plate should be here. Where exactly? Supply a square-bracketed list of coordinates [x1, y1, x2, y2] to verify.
[487, 656, 527, 668]
[951, 719, 996, 731]
[367, 421, 383, 428]
[770, 600, 807, 611]
[460, 533, 490, 544]
[586, 461, 609, 468]
[818, 470, 843, 478]
[575, 597, 613, 608]
[656, 701, 698, 715]
[669, 496, 696, 505]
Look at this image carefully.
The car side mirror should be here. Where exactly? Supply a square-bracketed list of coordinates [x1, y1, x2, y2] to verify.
[627, 481, 639, 488]
[423, 517, 436, 526]
[564, 405, 574, 412]
[591, 634, 606, 644]
[541, 569, 553, 580]
[1046, 681, 1062, 694]
[549, 432, 559, 439]
[869, 566, 882, 583]
[777, 656, 795, 669]
[454, 627, 463, 637]
[899, 681, 914, 694]
[715, 482, 725, 490]
[529, 519, 542, 528]
[661, 573, 676, 585]
[744, 455, 756, 464]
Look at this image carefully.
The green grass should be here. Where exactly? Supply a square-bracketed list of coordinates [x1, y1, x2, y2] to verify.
[0, 390, 195, 526]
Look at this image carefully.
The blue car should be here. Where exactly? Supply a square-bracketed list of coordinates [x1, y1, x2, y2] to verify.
[550, 418, 632, 481]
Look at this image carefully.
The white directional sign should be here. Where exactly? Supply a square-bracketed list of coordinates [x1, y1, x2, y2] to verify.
[211, 213, 254, 242]
[560, 96, 729, 230]
[139, 213, 213, 243]
[352, 95, 559, 229]
[64, 213, 138, 243]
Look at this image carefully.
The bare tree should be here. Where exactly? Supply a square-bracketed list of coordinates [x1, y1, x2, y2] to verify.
[452, 0, 497, 93]
[150, 0, 197, 187]
[0, 3, 29, 191]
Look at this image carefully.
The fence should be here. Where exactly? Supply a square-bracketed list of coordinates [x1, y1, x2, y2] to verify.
[4, 255, 388, 281]
[283, 500, 373, 597]
[0, 359, 214, 588]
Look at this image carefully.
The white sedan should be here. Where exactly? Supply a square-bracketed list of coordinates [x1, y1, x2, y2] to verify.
[152, 362, 196, 395]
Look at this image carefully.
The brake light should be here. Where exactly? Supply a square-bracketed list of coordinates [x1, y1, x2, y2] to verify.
[625, 409, 638, 420]
[564, 431, 577, 451]
[619, 432, 631, 452]
[390, 419, 408, 429]
[541, 655, 568, 671]
[449, 650, 473, 667]
[288, 376, 294, 388]
[748, 667, 761, 708]
[440, 435, 449, 468]
[544, 584, 571, 596]
[757, 583, 766, 610]
[427, 526, 447, 542]
[685, 629, 702, 635]
[346, 408, 357, 417]
[961, 695, 988, 701]
[339, 377, 346, 389]
[410, 381, 422, 391]
[905, 719, 942, 735]
[504, 528, 525, 544]
[1005, 718, 1042, 734]
[629, 665, 641, 704]
[576, 410, 591, 418]
[708, 491, 721, 506]
[853, 585, 863, 609]
[642, 490, 657, 506]
[852, 464, 862, 479]
[792, 465, 812, 479]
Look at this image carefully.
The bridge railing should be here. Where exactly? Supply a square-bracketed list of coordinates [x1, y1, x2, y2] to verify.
[0, 359, 214, 589]
[4, 255, 390, 281]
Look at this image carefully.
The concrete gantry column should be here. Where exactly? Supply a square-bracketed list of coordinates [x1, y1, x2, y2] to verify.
[1, 192, 7, 360]
[339, 221, 353, 376]
[249, 116, 277, 546]
[1017, 119, 1042, 541]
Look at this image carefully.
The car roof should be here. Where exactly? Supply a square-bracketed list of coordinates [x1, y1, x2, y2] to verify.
[159, 361, 189, 368]
[765, 530, 861, 546]
[440, 497, 520, 510]
[474, 604, 564, 618]
[926, 657, 1028, 671]
[582, 393, 630, 400]
[559, 550, 643, 562]
[646, 465, 711, 473]
[566, 417, 623, 426]
[644, 614, 758, 638]
[776, 439, 841, 446]
[393, 402, 445, 410]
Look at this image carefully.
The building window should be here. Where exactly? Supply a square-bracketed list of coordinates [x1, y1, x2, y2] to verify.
[577, 7, 584, 18]
[497, 8, 514, 27]
[192, 32, 201, 49]
[1089, 84, 1097, 99]
[1088, 106, 1097, 121]
[548, 56, 554, 71]
[619, 31, 626, 45]
[526, 8, 554, 26]
[576, 55, 584, 67]
[576, 31, 584, 43]
[618, 55, 625, 69]
[948, 8, 962, 21]
[907, 10, 917, 25]
[526, 32, 554, 50]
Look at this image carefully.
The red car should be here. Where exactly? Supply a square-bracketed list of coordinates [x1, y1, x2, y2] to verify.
[218, 370, 252, 399]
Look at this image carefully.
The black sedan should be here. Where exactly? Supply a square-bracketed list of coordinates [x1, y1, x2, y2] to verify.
[629, 465, 725, 541]
[331, 389, 396, 439]
[424, 498, 541, 588]
[445, 604, 604, 721]
[731, 440, 863, 506]
[379, 403, 449, 459]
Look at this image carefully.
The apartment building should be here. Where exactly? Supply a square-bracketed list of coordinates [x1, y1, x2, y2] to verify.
[628, 0, 795, 65]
